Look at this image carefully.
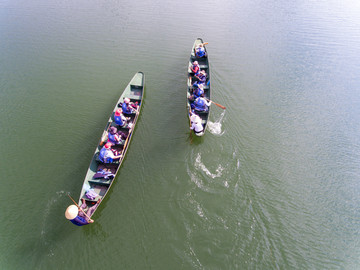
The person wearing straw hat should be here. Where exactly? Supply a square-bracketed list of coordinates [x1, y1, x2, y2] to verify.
[190, 113, 204, 135]
[65, 199, 101, 226]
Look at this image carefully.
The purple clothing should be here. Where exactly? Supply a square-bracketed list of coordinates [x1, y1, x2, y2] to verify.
[78, 201, 99, 218]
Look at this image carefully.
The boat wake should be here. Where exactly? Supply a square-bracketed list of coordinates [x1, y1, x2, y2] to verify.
[207, 110, 225, 135]
[195, 153, 224, 179]
[40, 190, 68, 257]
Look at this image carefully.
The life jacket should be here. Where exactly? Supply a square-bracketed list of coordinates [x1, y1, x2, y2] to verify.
[194, 88, 204, 98]
[198, 73, 206, 84]
[196, 47, 205, 57]
[122, 103, 132, 114]
[108, 133, 118, 144]
[192, 64, 200, 75]
[194, 98, 207, 111]
[70, 216, 89, 226]
[114, 114, 124, 126]
[99, 147, 113, 163]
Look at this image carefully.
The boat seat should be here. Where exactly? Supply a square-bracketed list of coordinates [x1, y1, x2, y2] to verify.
[129, 85, 143, 100]
[89, 179, 112, 186]
[92, 164, 117, 179]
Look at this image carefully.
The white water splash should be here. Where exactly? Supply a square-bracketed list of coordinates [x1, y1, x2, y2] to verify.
[195, 153, 224, 178]
[207, 109, 225, 135]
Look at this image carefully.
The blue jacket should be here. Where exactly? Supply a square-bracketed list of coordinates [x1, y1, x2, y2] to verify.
[114, 115, 124, 126]
[99, 147, 113, 163]
[108, 133, 118, 144]
[194, 97, 207, 111]
[193, 88, 204, 98]
[122, 103, 133, 114]
[70, 216, 89, 226]
[196, 47, 205, 57]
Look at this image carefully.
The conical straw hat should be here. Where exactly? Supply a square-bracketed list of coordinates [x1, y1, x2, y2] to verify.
[65, 205, 78, 220]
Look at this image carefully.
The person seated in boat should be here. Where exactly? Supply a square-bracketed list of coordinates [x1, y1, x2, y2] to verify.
[193, 94, 211, 112]
[114, 108, 128, 127]
[107, 126, 123, 145]
[190, 61, 200, 76]
[65, 198, 101, 226]
[99, 142, 122, 163]
[195, 70, 207, 86]
[189, 84, 204, 102]
[121, 98, 138, 114]
[190, 113, 204, 135]
[195, 43, 207, 58]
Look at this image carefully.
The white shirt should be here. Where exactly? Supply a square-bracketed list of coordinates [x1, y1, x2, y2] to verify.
[190, 121, 204, 133]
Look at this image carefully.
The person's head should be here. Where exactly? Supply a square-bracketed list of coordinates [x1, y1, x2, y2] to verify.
[191, 114, 200, 124]
[201, 70, 206, 75]
[193, 61, 198, 65]
[105, 142, 112, 149]
[109, 126, 117, 135]
[124, 98, 130, 104]
[199, 84, 204, 90]
[115, 109, 122, 116]
[201, 94, 205, 98]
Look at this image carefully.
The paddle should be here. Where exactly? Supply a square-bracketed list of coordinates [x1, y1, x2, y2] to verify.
[100, 121, 113, 146]
[206, 98, 226, 110]
[189, 107, 194, 140]
[120, 104, 140, 155]
[67, 194, 94, 223]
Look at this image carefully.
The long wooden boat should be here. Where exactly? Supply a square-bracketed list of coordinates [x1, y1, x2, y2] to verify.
[74, 72, 144, 223]
[187, 38, 210, 136]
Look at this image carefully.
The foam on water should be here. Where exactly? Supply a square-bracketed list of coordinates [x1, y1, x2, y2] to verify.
[207, 110, 226, 135]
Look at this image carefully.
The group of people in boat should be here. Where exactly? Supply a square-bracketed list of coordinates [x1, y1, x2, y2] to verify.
[65, 97, 140, 226]
[99, 97, 139, 164]
[188, 42, 211, 135]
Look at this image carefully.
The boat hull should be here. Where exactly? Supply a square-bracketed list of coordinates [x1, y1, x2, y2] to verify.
[77, 72, 145, 218]
[187, 38, 210, 137]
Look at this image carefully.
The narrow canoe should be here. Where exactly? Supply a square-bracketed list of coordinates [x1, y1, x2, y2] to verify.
[187, 38, 210, 136]
[77, 71, 144, 220]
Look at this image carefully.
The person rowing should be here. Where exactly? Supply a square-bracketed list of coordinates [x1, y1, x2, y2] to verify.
[195, 43, 207, 58]
[193, 94, 211, 112]
[189, 112, 204, 135]
[65, 198, 101, 226]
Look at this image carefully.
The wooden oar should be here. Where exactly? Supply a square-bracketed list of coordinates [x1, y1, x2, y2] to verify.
[188, 108, 194, 142]
[67, 194, 94, 223]
[100, 121, 113, 146]
[121, 106, 140, 155]
[206, 98, 226, 110]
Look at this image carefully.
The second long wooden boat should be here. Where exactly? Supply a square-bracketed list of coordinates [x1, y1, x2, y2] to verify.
[68, 72, 144, 225]
[187, 38, 210, 136]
